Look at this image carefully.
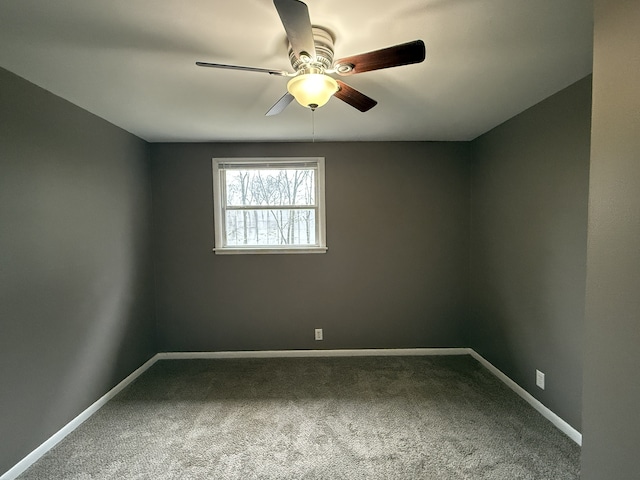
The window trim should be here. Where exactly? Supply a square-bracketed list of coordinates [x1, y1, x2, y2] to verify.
[212, 157, 327, 255]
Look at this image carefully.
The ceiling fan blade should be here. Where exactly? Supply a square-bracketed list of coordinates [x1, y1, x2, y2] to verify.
[334, 81, 377, 112]
[196, 61, 289, 77]
[334, 40, 426, 75]
[273, 0, 316, 60]
[265, 92, 295, 116]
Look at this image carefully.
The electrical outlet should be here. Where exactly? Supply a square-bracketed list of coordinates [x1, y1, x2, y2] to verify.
[536, 370, 545, 390]
[314, 328, 323, 341]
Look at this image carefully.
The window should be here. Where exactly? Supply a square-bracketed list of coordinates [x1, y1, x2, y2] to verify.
[212, 157, 327, 254]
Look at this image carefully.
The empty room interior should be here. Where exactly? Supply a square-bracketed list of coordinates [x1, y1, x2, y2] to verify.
[1, 0, 639, 479]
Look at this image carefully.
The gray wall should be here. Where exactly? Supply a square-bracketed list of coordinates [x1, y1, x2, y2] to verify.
[0, 68, 155, 475]
[581, 1, 640, 477]
[151, 142, 470, 352]
[469, 76, 592, 431]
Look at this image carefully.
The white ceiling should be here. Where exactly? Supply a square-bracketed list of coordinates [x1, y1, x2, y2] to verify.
[0, 0, 593, 142]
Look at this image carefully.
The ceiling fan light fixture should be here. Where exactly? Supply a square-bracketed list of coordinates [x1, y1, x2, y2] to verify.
[197, 1, 426, 115]
[287, 73, 339, 110]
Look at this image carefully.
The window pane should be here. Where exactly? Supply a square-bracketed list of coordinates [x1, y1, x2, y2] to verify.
[225, 169, 315, 207]
[225, 209, 317, 246]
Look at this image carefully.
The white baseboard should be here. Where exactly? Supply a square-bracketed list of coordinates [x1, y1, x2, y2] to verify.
[1, 347, 581, 479]
[468, 350, 582, 446]
[0, 354, 161, 480]
[158, 347, 470, 360]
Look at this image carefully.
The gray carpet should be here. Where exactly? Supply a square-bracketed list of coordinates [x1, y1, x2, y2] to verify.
[17, 355, 580, 479]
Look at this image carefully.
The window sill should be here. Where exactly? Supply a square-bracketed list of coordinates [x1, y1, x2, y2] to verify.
[212, 246, 328, 255]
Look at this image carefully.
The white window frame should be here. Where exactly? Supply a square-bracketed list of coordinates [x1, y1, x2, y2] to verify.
[212, 157, 327, 254]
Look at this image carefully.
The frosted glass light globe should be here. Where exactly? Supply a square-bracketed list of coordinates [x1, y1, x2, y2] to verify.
[287, 74, 339, 110]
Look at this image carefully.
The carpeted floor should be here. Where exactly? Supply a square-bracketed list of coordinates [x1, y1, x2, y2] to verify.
[17, 355, 580, 479]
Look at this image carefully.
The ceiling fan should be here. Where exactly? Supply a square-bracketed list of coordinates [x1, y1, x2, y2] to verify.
[196, 0, 426, 115]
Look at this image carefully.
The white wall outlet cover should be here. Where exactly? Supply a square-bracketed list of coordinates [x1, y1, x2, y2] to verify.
[536, 370, 545, 389]
[314, 328, 323, 340]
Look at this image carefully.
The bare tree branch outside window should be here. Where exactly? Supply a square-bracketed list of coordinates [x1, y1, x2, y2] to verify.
[223, 167, 316, 247]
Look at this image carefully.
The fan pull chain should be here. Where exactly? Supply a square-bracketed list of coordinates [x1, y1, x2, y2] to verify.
[311, 109, 315, 143]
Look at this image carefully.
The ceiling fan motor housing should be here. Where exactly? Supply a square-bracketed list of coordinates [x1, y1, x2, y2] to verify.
[289, 26, 335, 73]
